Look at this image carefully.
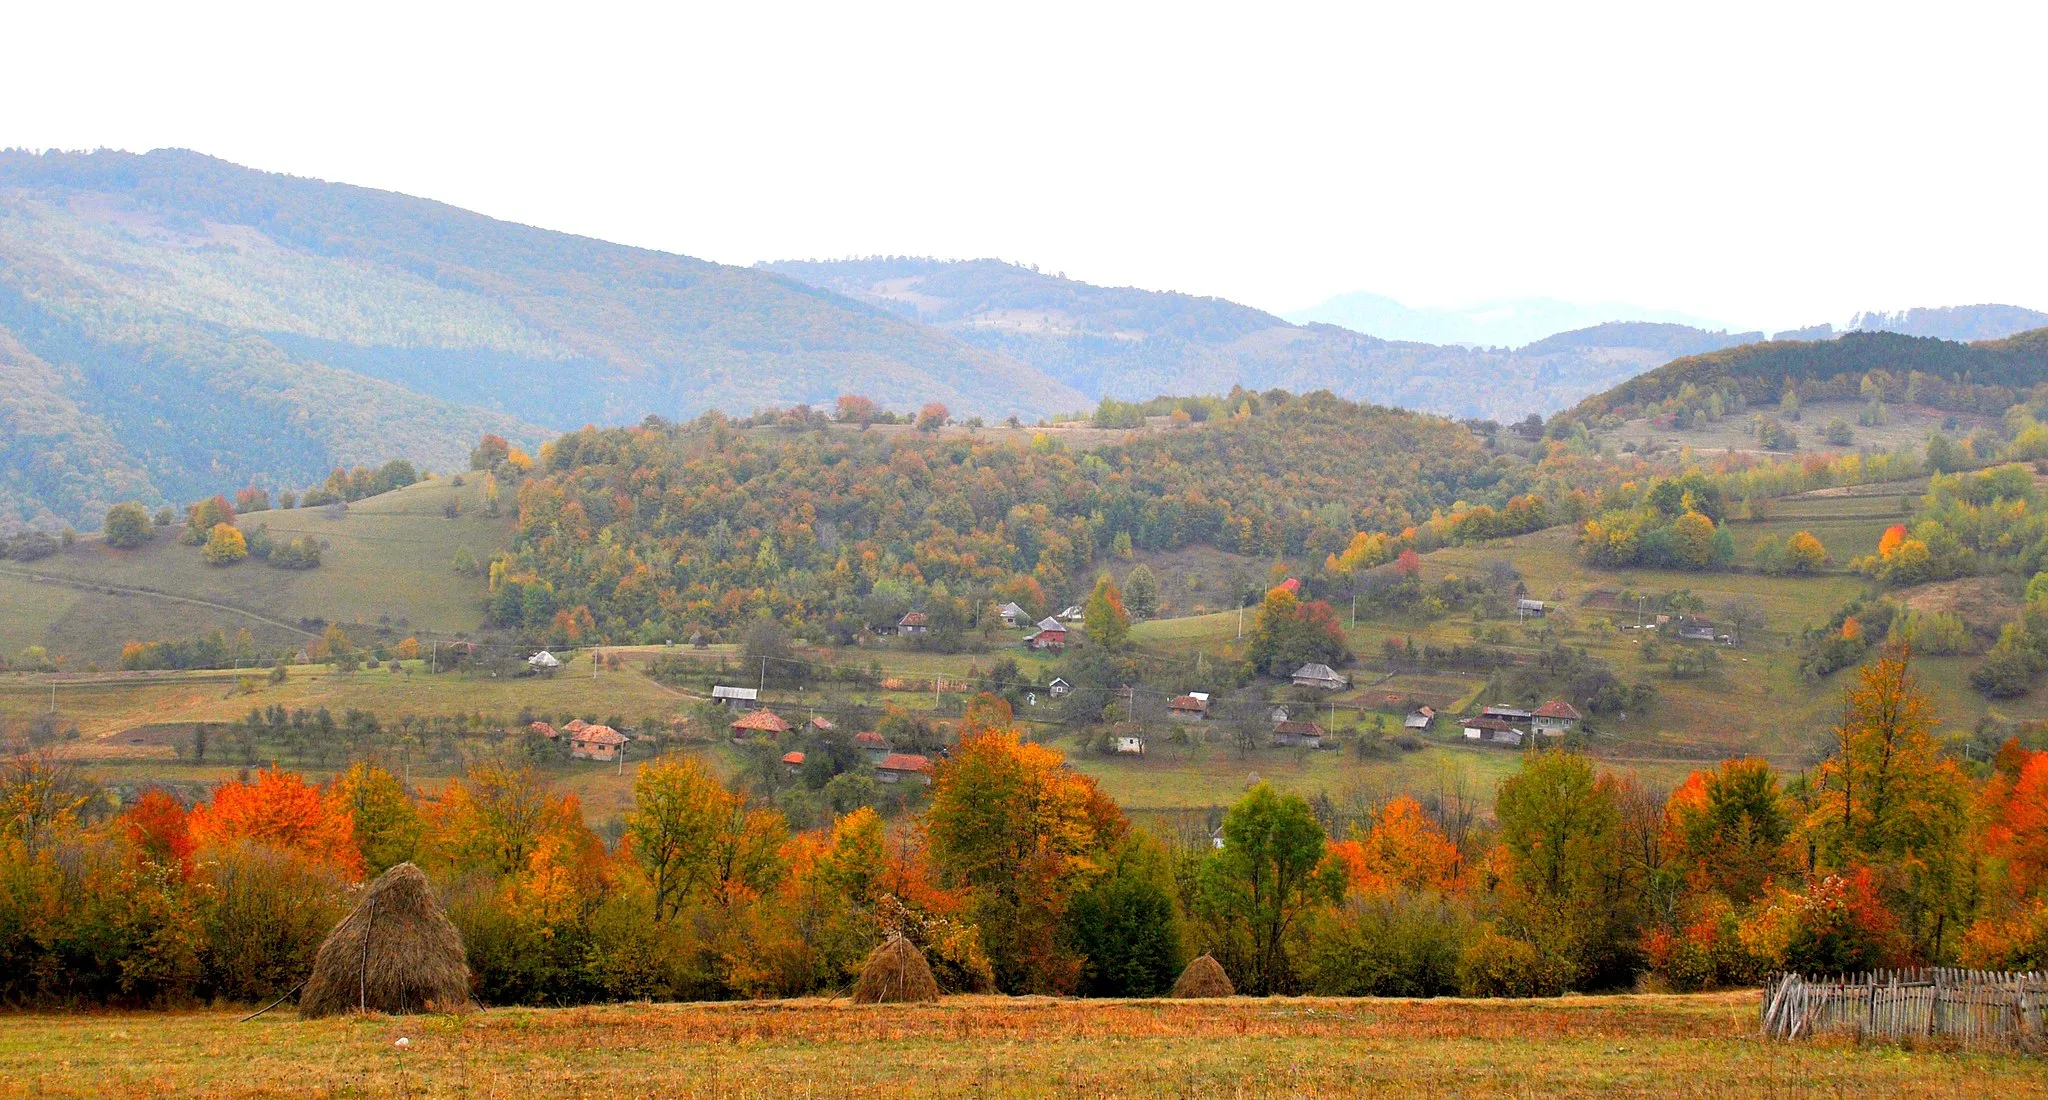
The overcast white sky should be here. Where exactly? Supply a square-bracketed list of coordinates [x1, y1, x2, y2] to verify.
[4, 1, 2043, 331]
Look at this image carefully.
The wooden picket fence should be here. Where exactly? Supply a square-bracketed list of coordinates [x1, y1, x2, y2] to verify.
[1761, 969, 2048, 1047]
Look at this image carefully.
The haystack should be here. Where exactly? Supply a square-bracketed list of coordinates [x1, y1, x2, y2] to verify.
[1170, 954, 1235, 998]
[299, 862, 471, 1018]
[850, 935, 941, 1004]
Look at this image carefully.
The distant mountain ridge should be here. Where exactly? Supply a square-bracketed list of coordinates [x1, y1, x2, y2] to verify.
[1770, 304, 2048, 344]
[0, 151, 1082, 532]
[763, 258, 1758, 425]
[1283, 291, 1732, 348]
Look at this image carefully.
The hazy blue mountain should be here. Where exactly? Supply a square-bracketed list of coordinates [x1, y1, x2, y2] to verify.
[1847, 304, 2048, 342]
[0, 151, 1081, 532]
[1770, 304, 2048, 344]
[1284, 291, 1731, 348]
[766, 258, 1762, 426]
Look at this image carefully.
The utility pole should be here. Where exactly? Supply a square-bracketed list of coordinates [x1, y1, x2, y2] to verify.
[1351, 593, 1358, 627]
[759, 656, 766, 696]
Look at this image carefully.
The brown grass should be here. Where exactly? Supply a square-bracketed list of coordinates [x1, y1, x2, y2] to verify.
[299, 863, 471, 1018]
[1, 993, 2040, 1097]
[1169, 953, 1234, 998]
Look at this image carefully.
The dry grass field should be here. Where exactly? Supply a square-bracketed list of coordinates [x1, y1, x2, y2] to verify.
[1, 993, 2036, 1097]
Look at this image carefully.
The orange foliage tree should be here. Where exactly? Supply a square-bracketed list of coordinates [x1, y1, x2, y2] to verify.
[188, 767, 364, 878]
[1330, 796, 1462, 895]
[927, 695, 1124, 992]
[121, 788, 196, 877]
[1805, 648, 1973, 960]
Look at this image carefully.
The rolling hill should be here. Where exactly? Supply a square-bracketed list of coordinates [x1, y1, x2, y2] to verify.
[0, 150, 1082, 534]
[1561, 327, 2048, 422]
[763, 257, 1764, 426]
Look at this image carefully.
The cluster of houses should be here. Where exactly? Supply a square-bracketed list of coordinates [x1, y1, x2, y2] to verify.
[1457, 700, 1581, 747]
[890, 604, 1084, 650]
[717, 683, 933, 785]
[526, 718, 632, 762]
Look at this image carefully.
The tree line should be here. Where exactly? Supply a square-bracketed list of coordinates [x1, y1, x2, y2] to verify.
[0, 649, 2041, 1008]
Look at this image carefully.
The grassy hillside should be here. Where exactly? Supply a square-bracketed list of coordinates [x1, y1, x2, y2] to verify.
[3, 994, 2029, 1097]
[1, 477, 512, 665]
[0, 150, 1084, 533]
[764, 258, 1756, 423]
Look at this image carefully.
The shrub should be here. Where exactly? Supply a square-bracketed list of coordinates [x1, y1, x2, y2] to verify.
[103, 503, 154, 549]
[1456, 926, 1571, 997]
[1305, 892, 1473, 997]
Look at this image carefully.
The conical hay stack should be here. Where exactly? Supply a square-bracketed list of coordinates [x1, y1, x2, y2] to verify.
[299, 862, 471, 1018]
[850, 935, 941, 1004]
[1170, 954, 1235, 998]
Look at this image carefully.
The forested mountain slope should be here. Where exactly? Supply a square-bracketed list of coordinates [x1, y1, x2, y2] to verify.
[1561, 328, 2048, 424]
[764, 257, 1759, 423]
[0, 151, 1079, 532]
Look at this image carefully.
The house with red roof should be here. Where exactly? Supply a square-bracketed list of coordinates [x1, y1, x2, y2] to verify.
[875, 753, 933, 785]
[570, 724, 629, 761]
[1532, 700, 1582, 737]
[729, 710, 791, 740]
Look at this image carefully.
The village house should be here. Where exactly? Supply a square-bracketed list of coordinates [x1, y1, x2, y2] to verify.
[1675, 617, 1719, 642]
[997, 602, 1029, 627]
[1058, 605, 1084, 622]
[781, 750, 805, 776]
[1461, 716, 1525, 747]
[808, 715, 836, 733]
[855, 730, 889, 763]
[563, 718, 588, 735]
[729, 710, 790, 741]
[1112, 726, 1146, 755]
[1481, 704, 1534, 724]
[1271, 720, 1325, 749]
[875, 752, 933, 785]
[1269, 705, 1291, 725]
[1047, 677, 1072, 698]
[1404, 706, 1436, 730]
[897, 611, 930, 636]
[1532, 699, 1582, 736]
[527, 720, 558, 740]
[1026, 617, 1068, 651]
[711, 685, 759, 710]
[1517, 598, 1547, 619]
[1167, 693, 1210, 722]
[1292, 663, 1349, 691]
[570, 724, 629, 761]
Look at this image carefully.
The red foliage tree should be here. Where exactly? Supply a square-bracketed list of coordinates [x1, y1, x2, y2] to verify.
[122, 789, 196, 878]
[189, 767, 365, 879]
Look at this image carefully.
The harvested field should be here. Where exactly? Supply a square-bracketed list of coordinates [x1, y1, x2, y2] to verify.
[1, 993, 2039, 1097]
